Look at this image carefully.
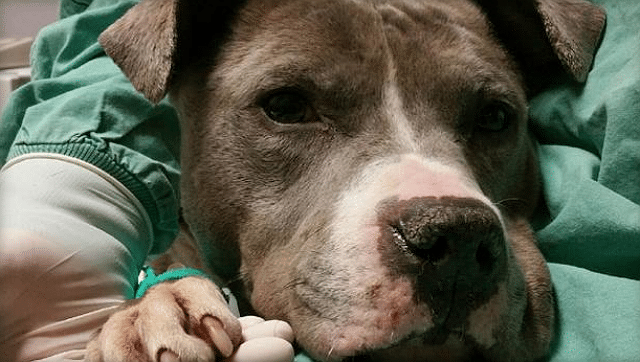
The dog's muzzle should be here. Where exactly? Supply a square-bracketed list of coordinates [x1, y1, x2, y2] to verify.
[378, 196, 507, 337]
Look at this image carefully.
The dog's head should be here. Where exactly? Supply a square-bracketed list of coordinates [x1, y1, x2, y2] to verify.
[101, 0, 604, 360]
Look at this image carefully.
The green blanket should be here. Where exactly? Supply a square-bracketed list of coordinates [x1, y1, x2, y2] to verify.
[530, 0, 640, 360]
[296, 0, 640, 360]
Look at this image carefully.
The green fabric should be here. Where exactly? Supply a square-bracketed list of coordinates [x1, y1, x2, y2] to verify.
[546, 264, 640, 362]
[135, 266, 210, 299]
[0, 0, 181, 256]
[531, 0, 640, 280]
[526, 0, 640, 360]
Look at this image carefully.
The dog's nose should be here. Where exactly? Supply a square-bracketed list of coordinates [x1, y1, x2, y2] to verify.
[381, 197, 507, 326]
[392, 197, 503, 273]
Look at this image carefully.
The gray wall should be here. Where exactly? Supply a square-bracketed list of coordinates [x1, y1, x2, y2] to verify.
[1, 0, 59, 38]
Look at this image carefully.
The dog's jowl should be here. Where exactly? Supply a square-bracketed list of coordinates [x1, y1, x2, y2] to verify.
[96, 0, 605, 361]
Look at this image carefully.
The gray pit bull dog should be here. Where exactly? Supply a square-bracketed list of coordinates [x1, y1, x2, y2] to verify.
[90, 0, 605, 361]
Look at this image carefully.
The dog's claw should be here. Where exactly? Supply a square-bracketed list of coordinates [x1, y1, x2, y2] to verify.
[204, 315, 234, 358]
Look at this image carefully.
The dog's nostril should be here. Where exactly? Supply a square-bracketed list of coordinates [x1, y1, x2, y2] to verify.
[475, 242, 496, 272]
[425, 236, 450, 263]
[410, 235, 450, 264]
[392, 226, 451, 264]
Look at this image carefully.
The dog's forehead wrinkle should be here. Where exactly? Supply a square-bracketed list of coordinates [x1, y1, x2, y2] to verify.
[371, 0, 525, 117]
[213, 39, 388, 126]
[382, 81, 421, 153]
[374, 0, 487, 32]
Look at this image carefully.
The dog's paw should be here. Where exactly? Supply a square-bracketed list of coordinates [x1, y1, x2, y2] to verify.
[87, 276, 242, 362]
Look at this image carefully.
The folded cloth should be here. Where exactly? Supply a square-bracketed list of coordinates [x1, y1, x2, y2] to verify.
[531, 0, 640, 280]
[527, 0, 640, 360]
[0, 0, 181, 255]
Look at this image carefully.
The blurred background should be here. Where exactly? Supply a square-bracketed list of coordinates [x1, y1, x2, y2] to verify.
[1, 0, 59, 112]
[1, 0, 59, 38]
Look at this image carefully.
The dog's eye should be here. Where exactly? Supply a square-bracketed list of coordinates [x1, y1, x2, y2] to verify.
[263, 92, 312, 124]
[476, 103, 512, 132]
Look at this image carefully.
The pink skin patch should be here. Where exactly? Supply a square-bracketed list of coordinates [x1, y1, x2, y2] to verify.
[391, 157, 487, 202]
[323, 277, 433, 358]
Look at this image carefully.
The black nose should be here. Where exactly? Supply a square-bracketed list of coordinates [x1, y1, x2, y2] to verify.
[393, 197, 503, 273]
[380, 196, 507, 326]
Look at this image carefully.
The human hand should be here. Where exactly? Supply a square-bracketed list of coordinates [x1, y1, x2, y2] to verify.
[225, 316, 295, 362]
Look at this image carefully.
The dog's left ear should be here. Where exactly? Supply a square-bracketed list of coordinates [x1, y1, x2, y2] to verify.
[100, 0, 245, 103]
[477, 0, 606, 88]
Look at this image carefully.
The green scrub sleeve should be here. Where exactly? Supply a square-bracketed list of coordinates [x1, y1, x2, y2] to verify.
[0, 0, 181, 256]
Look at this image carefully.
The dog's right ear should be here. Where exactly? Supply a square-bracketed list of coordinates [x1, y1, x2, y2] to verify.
[99, 0, 178, 103]
[476, 0, 606, 92]
[99, 0, 245, 103]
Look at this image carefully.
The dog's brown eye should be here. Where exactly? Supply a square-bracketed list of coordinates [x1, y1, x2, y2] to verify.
[477, 103, 512, 132]
[263, 92, 311, 124]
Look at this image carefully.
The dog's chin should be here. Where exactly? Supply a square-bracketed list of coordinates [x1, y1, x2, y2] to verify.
[297, 321, 483, 362]
[283, 275, 434, 361]
[362, 334, 481, 362]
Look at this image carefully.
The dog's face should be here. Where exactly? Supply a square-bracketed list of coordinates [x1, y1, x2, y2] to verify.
[101, 0, 605, 360]
[177, 1, 543, 360]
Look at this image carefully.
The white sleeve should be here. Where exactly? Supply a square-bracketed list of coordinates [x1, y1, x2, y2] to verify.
[0, 154, 154, 361]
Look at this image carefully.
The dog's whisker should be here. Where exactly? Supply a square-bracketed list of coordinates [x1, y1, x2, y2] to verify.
[222, 274, 244, 287]
[327, 341, 336, 359]
[493, 198, 527, 207]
